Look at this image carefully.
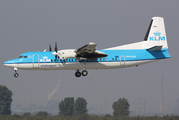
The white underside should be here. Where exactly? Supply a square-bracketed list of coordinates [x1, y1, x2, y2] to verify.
[5, 60, 159, 71]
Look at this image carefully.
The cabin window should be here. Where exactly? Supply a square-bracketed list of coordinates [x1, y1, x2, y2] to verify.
[103, 58, 105, 61]
[112, 58, 114, 60]
[24, 56, 27, 58]
[69, 59, 70, 61]
[106, 58, 108, 61]
[115, 58, 117, 60]
[100, 58, 102, 61]
[19, 56, 23, 58]
[72, 59, 73, 61]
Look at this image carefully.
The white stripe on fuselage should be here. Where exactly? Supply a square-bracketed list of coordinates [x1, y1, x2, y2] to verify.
[4, 59, 159, 71]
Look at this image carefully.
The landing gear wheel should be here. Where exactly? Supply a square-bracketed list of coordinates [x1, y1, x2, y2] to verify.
[82, 70, 88, 76]
[14, 73, 19, 78]
[75, 71, 81, 77]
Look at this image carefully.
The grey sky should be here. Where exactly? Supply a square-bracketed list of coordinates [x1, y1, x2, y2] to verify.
[0, 0, 179, 114]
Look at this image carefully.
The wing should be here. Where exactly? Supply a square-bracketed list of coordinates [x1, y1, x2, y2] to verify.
[74, 42, 107, 59]
[75, 42, 97, 55]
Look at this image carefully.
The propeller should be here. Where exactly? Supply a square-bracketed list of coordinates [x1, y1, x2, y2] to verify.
[55, 42, 58, 53]
[55, 42, 58, 59]
[52, 42, 58, 60]
[49, 44, 52, 51]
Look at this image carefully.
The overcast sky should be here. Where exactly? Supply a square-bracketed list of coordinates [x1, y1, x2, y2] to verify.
[0, 0, 179, 115]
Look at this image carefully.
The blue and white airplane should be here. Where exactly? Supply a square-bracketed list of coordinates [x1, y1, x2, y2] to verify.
[4, 17, 171, 77]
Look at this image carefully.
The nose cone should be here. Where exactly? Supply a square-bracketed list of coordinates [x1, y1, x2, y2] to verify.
[3, 60, 16, 68]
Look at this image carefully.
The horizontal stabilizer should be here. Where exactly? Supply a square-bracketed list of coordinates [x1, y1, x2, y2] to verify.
[147, 45, 163, 51]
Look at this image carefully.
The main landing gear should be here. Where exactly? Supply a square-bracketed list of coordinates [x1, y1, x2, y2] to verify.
[14, 68, 19, 78]
[75, 70, 88, 77]
[75, 59, 88, 77]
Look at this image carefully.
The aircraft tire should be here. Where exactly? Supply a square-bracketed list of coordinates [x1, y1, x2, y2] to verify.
[14, 73, 19, 78]
[75, 71, 81, 77]
[82, 70, 88, 76]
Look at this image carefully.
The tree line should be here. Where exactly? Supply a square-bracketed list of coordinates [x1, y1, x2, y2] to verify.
[1, 114, 179, 120]
[0, 85, 130, 117]
[1, 85, 179, 119]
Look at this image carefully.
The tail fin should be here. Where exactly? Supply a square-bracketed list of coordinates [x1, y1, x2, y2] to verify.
[104, 17, 169, 50]
[143, 17, 168, 49]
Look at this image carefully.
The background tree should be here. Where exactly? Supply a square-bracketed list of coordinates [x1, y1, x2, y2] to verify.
[59, 97, 74, 116]
[22, 112, 31, 116]
[112, 98, 130, 117]
[0, 85, 13, 115]
[74, 97, 88, 115]
[35, 111, 49, 116]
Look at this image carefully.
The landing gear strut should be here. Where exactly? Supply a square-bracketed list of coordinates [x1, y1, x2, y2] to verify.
[14, 68, 19, 78]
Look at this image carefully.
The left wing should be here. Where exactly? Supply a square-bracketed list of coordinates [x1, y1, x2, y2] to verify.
[74, 42, 107, 59]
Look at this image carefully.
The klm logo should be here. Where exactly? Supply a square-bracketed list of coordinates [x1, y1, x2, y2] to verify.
[40, 56, 51, 62]
[149, 32, 165, 41]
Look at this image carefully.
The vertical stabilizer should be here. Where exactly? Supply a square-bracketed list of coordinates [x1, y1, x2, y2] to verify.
[143, 17, 168, 49]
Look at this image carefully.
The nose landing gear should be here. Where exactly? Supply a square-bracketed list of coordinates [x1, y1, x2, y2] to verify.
[14, 72, 19, 78]
[14, 68, 19, 78]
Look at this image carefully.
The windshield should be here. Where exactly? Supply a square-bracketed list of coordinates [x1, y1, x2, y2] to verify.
[18, 56, 28, 58]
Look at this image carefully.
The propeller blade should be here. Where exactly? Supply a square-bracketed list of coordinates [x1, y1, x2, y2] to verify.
[49, 44, 52, 51]
[55, 42, 58, 53]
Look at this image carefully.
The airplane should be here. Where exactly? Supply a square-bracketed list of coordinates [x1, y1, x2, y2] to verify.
[4, 17, 171, 78]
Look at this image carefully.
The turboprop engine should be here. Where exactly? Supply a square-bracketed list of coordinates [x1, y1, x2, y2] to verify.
[57, 49, 76, 60]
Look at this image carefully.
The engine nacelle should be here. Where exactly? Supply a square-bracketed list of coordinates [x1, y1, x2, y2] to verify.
[57, 49, 76, 60]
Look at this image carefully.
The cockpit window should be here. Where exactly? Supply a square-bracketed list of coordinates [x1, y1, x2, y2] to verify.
[19, 56, 28, 58]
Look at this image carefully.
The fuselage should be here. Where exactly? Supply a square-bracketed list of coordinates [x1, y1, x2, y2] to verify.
[3, 48, 171, 71]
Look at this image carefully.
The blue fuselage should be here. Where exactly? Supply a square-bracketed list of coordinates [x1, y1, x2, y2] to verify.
[4, 49, 171, 70]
